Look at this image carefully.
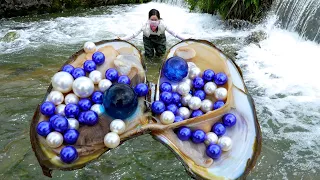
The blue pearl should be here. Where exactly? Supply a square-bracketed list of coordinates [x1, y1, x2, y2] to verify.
[191, 129, 206, 144]
[103, 84, 138, 119]
[189, 90, 193, 95]
[65, 103, 80, 118]
[83, 60, 97, 73]
[37, 121, 52, 136]
[163, 56, 188, 82]
[91, 91, 104, 104]
[174, 116, 184, 123]
[117, 75, 131, 85]
[213, 100, 225, 110]
[134, 83, 148, 97]
[191, 110, 204, 118]
[63, 129, 79, 145]
[151, 101, 166, 114]
[84, 110, 99, 126]
[92, 52, 105, 65]
[49, 114, 61, 123]
[72, 68, 86, 79]
[160, 92, 173, 104]
[193, 77, 205, 89]
[177, 103, 182, 107]
[214, 72, 228, 85]
[78, 112, 86, 124]
[51, 116, 68, 133]
[171, 92, 181, 104]
[105, 68, 119, 82]
[160, 82, 172, 92]
[60, 146, 78, 164]
[202, 69, 215, 81]
[194, 90, 206, 101]
[62, 64, 74, 74]
[78, 98, 92, 111]
[206, 144, 221, 159]
[212, 123, 226, 136]
[40, 102, 55, 116]
[222, 113, 237, 127]
[166, 104, 178, 115]
[176, 126, 192, 141]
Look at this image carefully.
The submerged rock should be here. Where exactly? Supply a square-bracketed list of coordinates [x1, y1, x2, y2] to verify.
[245, 30, 268, 46]
[0, 31, 20, 43]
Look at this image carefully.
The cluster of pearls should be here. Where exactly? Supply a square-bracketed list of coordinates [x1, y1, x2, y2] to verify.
[104, 119, 126, 148]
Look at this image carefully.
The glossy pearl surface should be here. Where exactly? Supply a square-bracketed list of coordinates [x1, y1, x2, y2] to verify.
[163, 56, 188, 82]
[91, 91, 104, 104]
[46, 131, 63, 148]
[206, 144, 222, 159]
[151, 101, 166, 114]
[47, 91, 64, 105]
[71, 68, 86, 79]
[104, 132, 120, 148]
[191, 129, 206, 144]
[90, 104, 105, 116]
[40, 101, 56, 116]
[52, 72, 74, 93]
[60, 146, 78, 164]
[205, 132, 218, 145]
[134, 83, 148, 97]
[188, 67, 201, 79]
[177, 82, 191, 96]
[37, 121, 52, 137]
[98, 79, 112, 92]
[83, 60, 96, 73]
[177, 107, 191, 120]
[83, 41, 96, 53]
[214, 87, 228, 101]
[160, 82, 172, 92]
[55, 104, 66, 116]
[63, 129, 79, 145]
[212, 122, 226, 136]
[202, 69, 215, 81]
[213, 100, 225, 110]
[160, 111, 175, 125]
[214, 72, 228, 85]
[78, 98, 92, 111]
[176, 126, 192, 141]
[64, 103, 80, 118]
[67, 118, 79, 130]
[89, 70, 102, 84]
[188, 96, 202, 110]
[222, 113, 237, 127]
[64, 93, 79, 105]
[204, 82, 217, 95]
[218, 136, 233, 151]
[62, 64, 74, 74]
[201, 99, 213, 113]
[181, 94, 192, 106]
[72, 77, 94, 98]
[92, 51, 105, 65]
[110, 119, 126, 135]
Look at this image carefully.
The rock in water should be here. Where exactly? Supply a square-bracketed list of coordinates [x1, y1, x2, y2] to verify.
[0, 31, 20, 42]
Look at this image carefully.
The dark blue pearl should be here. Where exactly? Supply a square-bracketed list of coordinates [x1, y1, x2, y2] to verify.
[62, 64, 74, 74]
[72, 68, 86, 79]
[51, 116, 68, 133]
[193, 77, 205, 89]
[166, 104, 178, 115]
[191, 129, 206, 144]
[191, 110, 204, 118]
[105, 68, 119, 82]
[151, 101, 166, 114]
[78, 98, 92, 111]
[92, 52, 105, 65]
[212, 123, 226, 136]
[60, 146, 78, 164]
[40, 102, 55, 116]
[117, 75, 131, 85]
[214, 72, 228, 85]
[194, 90, 206, 101]
[174, 116, 184, 123]
[202, 69, 215, 81]
[63, 129, 79, 145]
[91, 91, 103, 104]
[163, 56, 188, 82]
[134, 83, 148, 97]
[177, 103, 182, 108]
[176, 126, 192, 141]
[206, 144, 221, 159]
[84, 110, 99, 126]
[83, 60, 96, 73]
[213, 101, 225, 110]
[65, 103, 80, 118]
[160, 92, 173, 104]
[78, 112, 86, 124]
[49, 114, 61, 123]
[189, 90, 193, 95]
[103, 84, 138, 119]
[171, 92, 181, 104]
[37, 121, 52, 137]
[160, 82, 172, 92]
[222, 113, 237, 127]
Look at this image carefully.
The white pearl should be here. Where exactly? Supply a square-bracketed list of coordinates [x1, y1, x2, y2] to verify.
[55, 104, 66, 116]
[205, 132, 218, 145]
[89, 70, 102, 84]
[160, 111, 175, 125]
[98, 79, 112, 92]
[51, 72, 74, 93]
[181, 78, 193, 88]
[68, 118, 79, 130]
[177, 82, 191, 96]
[47, 91, 64, 105]
[72, 77, 94, 98]
[181, 94, 192, 106]
[187, 62, 197, 70]
[214, 87, 228, 101]
[84, 42, 96, 53]
[201, 99, 213, 113]
[204, 82, 217, 95]
[91, 104, 105, 116]
[104, 132, 120, 148]
[64, 93, 79, 105]
[177, 107, 191, 120]
[188, 96, 202, 110]
[171, 82, 178, 92]
[46, 131, 63, 148]
[218, 136, 233, 151]
[110, 119, 126, 135]
[188, 67, 201, 79]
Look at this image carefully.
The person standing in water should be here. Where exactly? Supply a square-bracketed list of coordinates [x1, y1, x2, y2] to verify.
[120, 9, 187, 58]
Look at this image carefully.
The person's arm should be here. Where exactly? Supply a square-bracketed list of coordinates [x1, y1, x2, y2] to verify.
[120, 28, 143, 41]
[164, 24, 186, 40]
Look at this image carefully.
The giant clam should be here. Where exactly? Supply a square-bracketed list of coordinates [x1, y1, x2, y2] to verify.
[30, 39, 261, 179]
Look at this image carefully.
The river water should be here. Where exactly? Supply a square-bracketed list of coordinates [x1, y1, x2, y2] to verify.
[0, 1, 319, 180]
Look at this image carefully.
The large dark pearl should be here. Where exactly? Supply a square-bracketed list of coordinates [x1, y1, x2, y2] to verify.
[163, 56, 188, 82]
[103, 84, 138, 119]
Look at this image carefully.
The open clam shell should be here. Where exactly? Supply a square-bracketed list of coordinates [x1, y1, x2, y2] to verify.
[152, 40, 262, 179]
[30, 40, 150, 177]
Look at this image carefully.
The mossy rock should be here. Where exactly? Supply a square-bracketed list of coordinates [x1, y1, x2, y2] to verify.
[1, 31, 20, 43]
